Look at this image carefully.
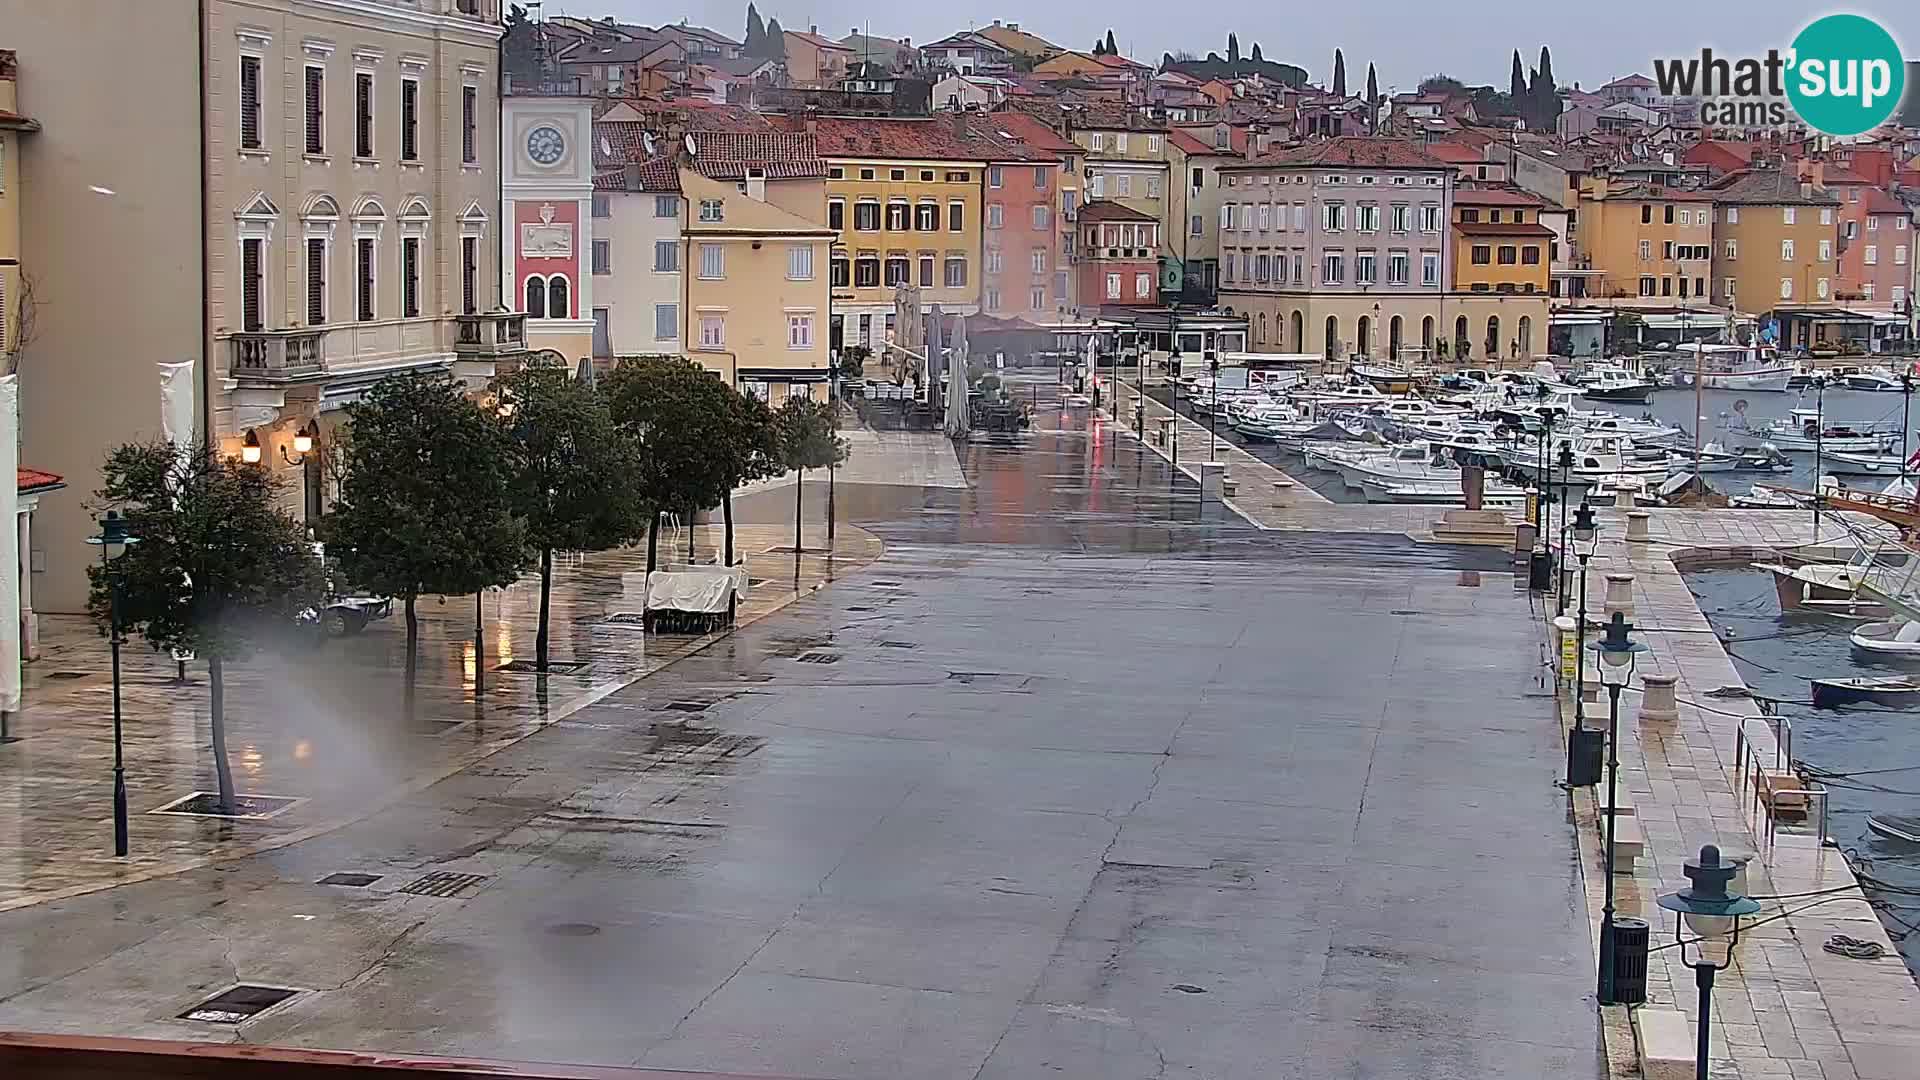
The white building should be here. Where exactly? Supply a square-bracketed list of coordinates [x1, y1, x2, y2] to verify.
[592, 159, 684, 359]
[501, 91, 598, 361]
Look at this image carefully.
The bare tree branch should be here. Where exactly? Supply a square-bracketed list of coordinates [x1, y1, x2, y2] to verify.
[4, 269, 42, 377]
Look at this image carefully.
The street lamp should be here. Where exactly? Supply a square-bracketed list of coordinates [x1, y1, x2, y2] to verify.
[280, 420, 321, 526]
[1167, 345, 1182, 475]
[240, 428, 262, 465]
[1812, 374, 1827, 538]
[1656, 845, 1762, 1079]
[86, 510, 140, 858]
[1208, 350, 1221, 462]
[1556, 444, 1575, 615]
[1595, 610, 1648, 1005]
[1572, 501, 1600, 734]
[1902, 372, 1914, 484]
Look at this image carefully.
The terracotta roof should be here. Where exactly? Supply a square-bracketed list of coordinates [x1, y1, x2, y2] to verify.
[987, 110, 1081, 155]
[1453, 186, 1548, 207]
[785, 29, 854, 52]
[1861, 187, 1909, 215]
[0, 107, 38, 131]
[1077, 199, 1157, 223]
[1707, 167, 1841, 206]
[1454, 221, 1557, 237]
[596, 155, 681, 193]
[17, 468, 63, 494]
[1818, 166, 1873, 185]
[783, 115, 1054, 162]
[1603, 73, 1655, 88]
[687, 132, 829, 179]
[1224, 136, 1450, 171]
[1603, 181, 1714, 202]
[1424, 142, 1484, 165]
[1092, 53, 1147, 70]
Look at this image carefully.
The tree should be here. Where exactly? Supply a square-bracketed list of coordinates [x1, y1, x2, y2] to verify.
[838, 344, 870, 383]
[763, 17, 787, 63]
[323, 372, 527, 683]
[771, 396, 849, 568]
[1104, 30, 1118, 56]
[494, 365, 646, 673]
[90, 443, 323, 813]
[1510, 50, 1527, 101]
[744, 3, 765, 55]
[605, 358, 781, 576]
[1227, 33, 1240, 64]
[1534, 46, 1561, 131]
[1250, 42, 1262, 62]
[502, 3, 545, 88]
[1332, 49, 1346, 97]
[1365, 64, 1379, 129]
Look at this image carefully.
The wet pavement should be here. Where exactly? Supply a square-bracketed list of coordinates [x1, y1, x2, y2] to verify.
[0, 380, 1598, 1079]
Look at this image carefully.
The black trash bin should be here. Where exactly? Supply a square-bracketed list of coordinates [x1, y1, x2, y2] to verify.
[1610, 918, 1650, 1005]
[1529, 549, 1556, 592]
[1567, 726, 1604, 787]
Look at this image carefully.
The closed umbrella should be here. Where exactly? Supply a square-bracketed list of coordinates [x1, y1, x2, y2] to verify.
[946, 313, 971, 439]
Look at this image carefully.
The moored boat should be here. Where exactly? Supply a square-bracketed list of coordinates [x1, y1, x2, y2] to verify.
[1811, 674, 1920, 709]
[1850, 618, 1920, 658]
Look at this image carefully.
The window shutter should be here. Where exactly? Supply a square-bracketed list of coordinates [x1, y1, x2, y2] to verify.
[306, 239, 326, 324]
[305, 68, 325, 154]
[240, 57, 262, 149]
[357, 238, 375, 320]
[355, 73, 373, 158]
[402, 238, 420, 317]
[241, 239, 264, 331]
[462, 87, 477, 163]
[461, 237, 478, 314]
[401, 80, 419, 161]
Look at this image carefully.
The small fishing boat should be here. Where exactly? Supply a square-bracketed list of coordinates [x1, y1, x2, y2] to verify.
[1868, 814, 1920, 843]
[1850, 618, 1920, 658]
[1580, 369, 1658, 404]
[1733, 408, 1899, 453]
[1811, 674, 1920, 709]
[1823, 449, 1910, 475]
[1841, 366, 1905, 392]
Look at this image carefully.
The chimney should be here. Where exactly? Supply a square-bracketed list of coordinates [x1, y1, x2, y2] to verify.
[901, 37, 910, 48]
[746, 167, 767, 202]
[1008, 22, 1020, 30]
[952, 108, 968, 137]
[624, 163, 642, 190]
[805, 104, 818, 136]
[1800, 181, 1814, 199]
[1244, 123, 1260, 161]
[992, 19, 1002, 27]
[809, 24, 817, 36]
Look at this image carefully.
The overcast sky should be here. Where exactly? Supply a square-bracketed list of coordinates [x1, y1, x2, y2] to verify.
[548, 1, 1917, 94]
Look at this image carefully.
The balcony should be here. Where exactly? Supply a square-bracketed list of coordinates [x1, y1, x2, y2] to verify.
[455, 310, 528, 359]
[230, 329, 327, 383]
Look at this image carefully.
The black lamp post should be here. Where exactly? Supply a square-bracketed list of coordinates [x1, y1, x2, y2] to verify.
[1556, 443, 1575, 615]
[1902, 372, 1913, 485]
[86, 510, 139, 858]
[1167, 345, 1182, 477]
[1812, 374, 1827, 538]
[1208, 351, 1221, 462]
[827, 353, 840, 551]
[1572, 502, 1599, 728]
[280, 420, 320, 525]
[1657, 845, 1762, 1079]
[1594, 609, 1647, 1005]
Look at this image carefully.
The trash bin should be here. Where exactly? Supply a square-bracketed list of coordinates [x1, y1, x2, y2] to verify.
[1567, 726, 1604, 787]
[1529, 549, 1556, 593]
[1610, 918, 1650, 1005]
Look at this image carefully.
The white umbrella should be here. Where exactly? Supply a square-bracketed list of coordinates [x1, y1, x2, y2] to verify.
[946, 313, 971, 439]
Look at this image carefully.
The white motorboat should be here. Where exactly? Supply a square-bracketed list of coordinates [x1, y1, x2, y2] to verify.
[1333, 443, 1461, 489]
[1851, 618, 1920, 658]
[1229, 401, 1302, 441]
[1675, 343, 1794, 393]
[1509, 436, 1670, 482]
[1358, 477, 1529, 507]
[1756, 557, 1889, 618]
[1579, 368, 1659, 404]
[1824, 449, 1910, 475]
[1729, 484, 1802, 509]
[1732, 408, 1898, 453]
[1841, 367, 1905, 392]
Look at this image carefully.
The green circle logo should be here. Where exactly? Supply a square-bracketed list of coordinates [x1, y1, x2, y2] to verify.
[1786, 14, 1906, 137]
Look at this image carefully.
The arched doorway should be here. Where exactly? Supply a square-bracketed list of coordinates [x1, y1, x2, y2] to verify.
[1485, 315, 1501, 362]
[1518, 315, 1533, 358]
[1421, 316, 1435, 357]
[1324, 315, 1340, 361]
[1290, 310, 1304, 353]
[1389, 315, 1404, 361]
[1356, 315, 1372, 360]
[1454, 315, 1470, 360]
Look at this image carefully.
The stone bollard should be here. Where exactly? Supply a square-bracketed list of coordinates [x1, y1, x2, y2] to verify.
[1626, 510, 1652, 543]
[1156, 417, 1172, 447]
[1221, 477, 1239, 498]
[1553, 616, 1577, 690]
[1198, 461, 1226, 501]
[1603, 572, 1636, 621]
[1615, 486, 1636, 510]
[1639, 673, 1679, 722]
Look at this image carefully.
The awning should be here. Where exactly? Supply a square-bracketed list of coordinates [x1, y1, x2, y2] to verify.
[1549, 313, 1607, 326]
[1639, 312, 1735, 329]
[736, 367, 830, 383]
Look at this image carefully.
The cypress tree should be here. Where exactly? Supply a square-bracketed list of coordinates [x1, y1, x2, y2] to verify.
[1332, 49, 1346, 97]
[1509, 50, 1526, 101]
[1105, 30, 1118, 56]
[1227, 33, 1240, 64]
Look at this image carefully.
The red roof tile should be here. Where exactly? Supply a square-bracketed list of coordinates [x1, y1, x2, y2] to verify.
[596, 155, 681, 193]
[783, 115, 1054, 163]
[17, 468, 63, 494]
[1453, 186, 1548, 207]
[1077, 199, 1157, 223]
[1454, 221, 1557, 237]
[1861, 187, 1909, 215]
[686, 131, 828, 179]
[1424, 141, 1484, 165]
[986, 110, 1081, 155]
[1225, 136, 1450, 171]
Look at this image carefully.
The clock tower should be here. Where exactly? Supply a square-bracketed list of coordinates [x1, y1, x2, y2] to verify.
[501, 91, 596, 361]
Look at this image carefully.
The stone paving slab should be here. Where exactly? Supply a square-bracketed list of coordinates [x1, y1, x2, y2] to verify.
[0, 522, 882, 914]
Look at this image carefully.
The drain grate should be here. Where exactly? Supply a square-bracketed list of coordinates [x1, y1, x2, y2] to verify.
[663, 701, 708, 713]
[149, 792, 302, 820]
[43, 671, 90, 681]
[398, 871, 489, 899]
[878, 641, 918, 650]
[496, 659, 589, 675]
[795, 650, 841, 665]
[179, 985, 300, 1024]
[317, 872, 381, 888]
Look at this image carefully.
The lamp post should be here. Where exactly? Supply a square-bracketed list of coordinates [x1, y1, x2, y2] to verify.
[1902, 372, 1913, 485]
[1168, 345, 1182, 477]
[1573, 502, 1599, 733]
[1556, 444, 1575, 615]
[1812, 374, 1827, 538]
[1595, 609, 1647, 1005]
[1208, 351, 1221, 462]
[827, 353, 839, 551]
[86, 510, 139, 858]
[280, 420, 320, 526]
[1657, 845, 1762, 1079]
[1135, 331, 1146, 439]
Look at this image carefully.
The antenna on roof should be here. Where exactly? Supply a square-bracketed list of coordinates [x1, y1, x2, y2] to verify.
[600, 135, 613, 158]
[642, 131, 656, 155]
[684, 133, 699, 157]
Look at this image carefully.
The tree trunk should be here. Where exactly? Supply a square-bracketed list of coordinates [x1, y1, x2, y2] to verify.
[723, 490, 736, 567]
[646, 513, 660, 573]
[403, 594, 419, 719]
[536, 545, 553, 673]
[208, 656, 237, 814]
[793, 469, 804, 577]
[687, 508, 696, 563]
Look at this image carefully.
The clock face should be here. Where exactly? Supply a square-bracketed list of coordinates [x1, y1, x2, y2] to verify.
[526, 125, 565, 165]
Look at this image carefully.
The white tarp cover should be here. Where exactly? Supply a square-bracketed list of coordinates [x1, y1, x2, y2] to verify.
[645, 569, 742, 614]
[158, 360, 197, 447]
[0, 375, 20, 714]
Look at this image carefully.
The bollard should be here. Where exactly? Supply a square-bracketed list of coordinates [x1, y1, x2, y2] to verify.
[1625, 510, 1652, 543]
[1639, 673, 1679, 722]
[1221, 477, 1238, 497]
[1156, 417, 1173, 447]
[1615, 486, 1636, 510]
[1553, 615, 1577, 689]
[1603, 572, 1636, 621]
[1198, 461, 1226, 501]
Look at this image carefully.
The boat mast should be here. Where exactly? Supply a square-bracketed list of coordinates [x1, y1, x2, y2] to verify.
[1688, 309, 1701, 481]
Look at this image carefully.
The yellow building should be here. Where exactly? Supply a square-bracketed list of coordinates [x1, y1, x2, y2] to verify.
[1452, 190, 1553, 294]
[679, 168, 834, 402]
[1067, 108, 1172, 236]
[805, 116, 994, 349]
[1573, 178, 1715, 305]
[1705, 165, 1841, 325]
[0, 50, 32, 363]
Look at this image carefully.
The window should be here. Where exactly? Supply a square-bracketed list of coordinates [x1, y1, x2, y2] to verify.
[461, 235, 477, 314]
[1090, 174, 1104, 197]
[462, 86, 477, 164]
[1322, 251, 1344, 284]
[590, 238, 610, 276]
[1900, 218, 1910, 231]
[949, 202, 964, 231]
[525, 275, 545, 315]
[1641, 204, 1652, 224]
[653, 240, 678, 272]
[1725, 207, 1739, 223]
[400, 79, 419, 161]
[945, 171, 970, 182]
[1663, 204, 1674, 224]
[1663, 240, 1674, 259]
[356, 237, 375, 320]
[1847, 220, 1859, 239]
[1239, 204, 1253, 231]
[1783, 206, 1797, 225]
[1895, 286, 1908, 305]
[1115, 133, 1129, 153]
[1145, 175, 1162, 199]
[1034, 205, 1051, 230]
[1355, 251, 1376, 285]
[654, 303, 676, 340]
[828, 200, 845, 230]
[1324, 202, 1345, 231]
[1661, 277, 1673, 296]
[1115, 175, 1131, 197]
[1254, 254, 1270, 282]
[699, 243, 724, 279]
[355, 72, 373, 158]
[1147, 134, 1162, 153]
[854, 256, 880, 288]
[1257, 204, 1271, 231]
[1088, 132, 1105, 150]
[1359, 204, 1381, 232]
[304, 66, 325, 154]
[788, 245, 814, 280]
[1031, 248, 1047, 273]
[1782, 239, 1796, 260]
[239, 237, 265, 331]
[917, 202, 940, 231]
[889, 201, 910, 231]
[885, 254, 910, 286]
[1819, 239, 1832, 260]
[699, 199, 724, 223]
[1780, 277, 1793, 299]
[788, 313, 813, 349]
[1420, 205, 1440, 232]
[984, 287, 1001, 311]
[944, 257, 966, 287]
[986, 203, 1003, 229]
[1191, 214, 1203, 236]
[919, 254, 935, 287]
[1823, 207, 1836, 226]
[1521, 246, 1540, 265]
[829, 166, 844, 179]
[1725, 240, 1738, 259]
[1219, 204, 1234, 231]
[1724, 278, 1736, 299]
[652, 194, 676, 218]
[1035, 166, 1049, 189]
[1134, 272, 1150, 297]
[588, 194, 610, 219]
[855, 201, 880, 230]
[1391, 205, 1410, 233]
[1864, 283, 1877, 300]
[398, 236, 421, 316]
[1818, 277, 1830, 299]
[239, 55, 262, 150]
[830, 256, 849, 287]
[1105, 273, 1120, 299]
[1387, 251, 1409, 285]
[1897, 245, 1908, 265]
[1460, 209, 1480, 223]
[1471, 245, 1492, 265]
[1639, 276, 1656, 297]
[1421, 251, 1439, 286]
[698, 314, 724, 349]
[1293, 253, 1305, 283]
[988, 166, 1002, 189]
[1031, 285, 1046, 310]
[305, 238, 327, 325]
[1639, 240, 1652, 260]
[888, 168, 905, 181]
[1865, 244, 1879, 265]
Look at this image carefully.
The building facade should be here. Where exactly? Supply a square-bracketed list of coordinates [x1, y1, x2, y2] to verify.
[1075, 201, 1161, 311]
[1706, 166, 1841, 317]
[502, 91, 597, 361]
[1217, 138, 1453, 362]
[981, 157, 1061, 320]
[592, 159, 684, 359]
[1572, 179, 1714, 305]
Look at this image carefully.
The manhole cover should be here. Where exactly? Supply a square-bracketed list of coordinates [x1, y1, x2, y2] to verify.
[496, 659, 589, 675]
[398, 871, 489, 899]
[179, 985, 300, 1024]
[547, 922, 602, 937]
[317, 872, 381, 888]
[878, 641, 918, 650]
[663, 701, 708, 712]
[43, 671, 90, 681]
[601, 613, 648, 627]
[795, 651, 840, 665]
[149, 792, 302, 820]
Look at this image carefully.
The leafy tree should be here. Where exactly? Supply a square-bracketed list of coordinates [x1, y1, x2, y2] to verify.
[502, 3, 545, 88]
[1227, 33, 1239, 64]
[763, 17, 787, 62]
[1332, 49, 1346, 97]
[90, 443, 323, 813]
[1419, 74, 1466, 96]
[1250, 42, 1262, 62]
[323, 372, 527, 682]
[744, 3, 765, 55]
[494, 365, 647, 673]
[1510, 50, 1527, 101]
[771, 396, 849, 566]
[837, 344, 870, 383]
[605, 358, 781, 574]
[1104, 30, 1118, 56]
